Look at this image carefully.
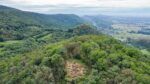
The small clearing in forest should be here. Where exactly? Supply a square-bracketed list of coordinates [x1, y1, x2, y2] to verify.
[65, 60, 86, 79]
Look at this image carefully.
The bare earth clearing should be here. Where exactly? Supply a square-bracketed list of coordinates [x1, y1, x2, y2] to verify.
[65, 60, 86, 79]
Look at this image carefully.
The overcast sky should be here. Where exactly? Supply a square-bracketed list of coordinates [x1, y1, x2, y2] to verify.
[0, 0, 150, 16]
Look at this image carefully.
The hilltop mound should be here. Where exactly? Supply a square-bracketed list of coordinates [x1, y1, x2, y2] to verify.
[0, 35, 149, 84]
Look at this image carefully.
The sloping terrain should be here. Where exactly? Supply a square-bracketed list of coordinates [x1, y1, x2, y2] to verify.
[0, 5, 85, 41]
[0, 5, 150, 84]
[0, 35, 149, 84]
[0, 24, 99, 58]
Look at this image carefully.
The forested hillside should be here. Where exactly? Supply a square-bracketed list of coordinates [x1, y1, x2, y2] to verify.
[0, 24, 99, 58]
[0, 35, 149, 84]
[0, 5, 150, 84]
[0, 5, 85, 41]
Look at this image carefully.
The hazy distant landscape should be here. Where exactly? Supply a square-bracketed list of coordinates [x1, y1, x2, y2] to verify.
[0, 0, 150, 84]
[84, 15, 150, 51]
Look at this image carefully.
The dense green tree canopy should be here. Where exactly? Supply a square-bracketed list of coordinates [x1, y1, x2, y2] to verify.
[0, 35, 149, 84]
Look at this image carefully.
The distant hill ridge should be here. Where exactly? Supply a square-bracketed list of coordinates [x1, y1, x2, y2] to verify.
[0, 5, 86, 41]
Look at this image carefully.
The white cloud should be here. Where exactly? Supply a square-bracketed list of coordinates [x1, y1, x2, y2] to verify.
[2, 0, 150, 8]
[0, 0, 150, 15]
